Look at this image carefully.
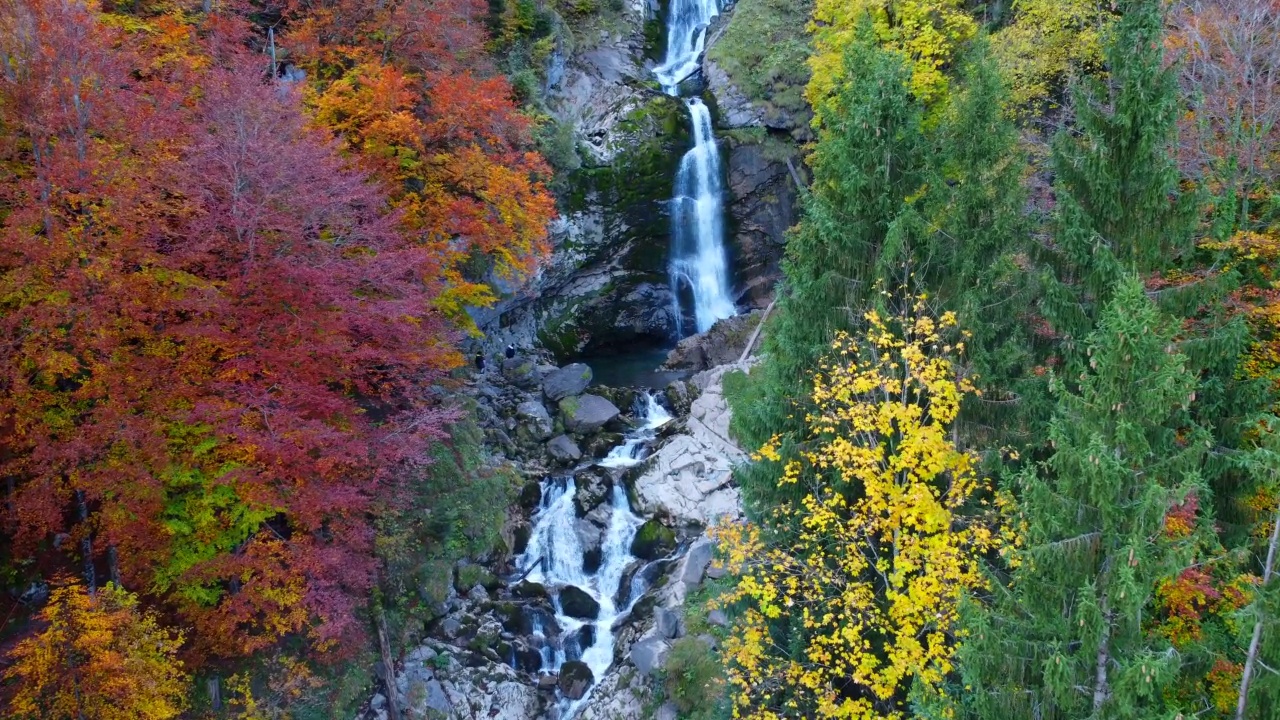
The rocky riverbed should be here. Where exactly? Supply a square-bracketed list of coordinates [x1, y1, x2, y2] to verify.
[355, 320, 756, 720]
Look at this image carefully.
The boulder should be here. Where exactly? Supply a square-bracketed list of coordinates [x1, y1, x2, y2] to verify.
[576, 517, 606, 574]
[707, 609, 729, 627]
[680, 539, 714, 586]
[516, 400, 555, 441]
[518, 481, 543, 511]
[655, 607, 682, 640]
[573, 469, 611, 516]
[559, 585, 601, 620]
[547, 435, 583, 464]
[401, 661, 541, 720]
[664, 380, 695, 417]
[501, 357, 539, 389]
[629, 519, 676, 561]
[559, 394, 621, 434]
[511, 522, 532, 555]
[512, 581, 550, 600]
[513, 640, 544, 674]
[583, 431, 625, 459]
[422, 679, 450, 716]
[664, 311, 762, 372]
[633, 364, 747, 524]
[543, 363, 594, 401]
[565, 623, 596, 659]
[629, 636, 670, 676]
[614, 560, 644, 607]
[558, 660, 595, 700]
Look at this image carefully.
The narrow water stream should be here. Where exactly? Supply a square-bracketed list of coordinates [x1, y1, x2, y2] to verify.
[655, 0, 737, 337]
[518, 393, 672, 716]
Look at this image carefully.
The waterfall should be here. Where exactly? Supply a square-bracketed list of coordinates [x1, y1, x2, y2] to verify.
[653, 0, 720, 93]
[599, 393, 672, 468]
[670, 99, 737, 334]
[518, 392, 672, 715]
[655, 0, 737, 337]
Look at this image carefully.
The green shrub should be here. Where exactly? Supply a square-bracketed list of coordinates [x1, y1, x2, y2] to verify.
[705, 0, 813, 117]
[663, 637, 727, 717]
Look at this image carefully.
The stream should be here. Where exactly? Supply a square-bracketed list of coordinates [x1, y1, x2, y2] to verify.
[518, 393, 673, 716]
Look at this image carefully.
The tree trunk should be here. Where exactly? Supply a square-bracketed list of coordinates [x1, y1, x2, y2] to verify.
[207, 676, 222, 712]
[76, 490, 95, 594]
[1237, 495, 1280, 720]
[376, 610, 403, 720]
[1093, 599, 1112, 713]
[107, 545, 120, 587]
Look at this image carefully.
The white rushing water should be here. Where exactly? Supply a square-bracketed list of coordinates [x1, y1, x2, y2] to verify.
[653, 0, 720, 92]
[669, 98, 737, 335]
[519, 392, 672, 715]
[599, 393, 671, 468]
[654, 0, 737, 336]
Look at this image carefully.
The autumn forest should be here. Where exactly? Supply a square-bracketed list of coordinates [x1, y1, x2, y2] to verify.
[2, 0, 1280, 719]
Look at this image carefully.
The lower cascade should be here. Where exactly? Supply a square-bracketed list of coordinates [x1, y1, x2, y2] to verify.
[519, 393, 672, 715]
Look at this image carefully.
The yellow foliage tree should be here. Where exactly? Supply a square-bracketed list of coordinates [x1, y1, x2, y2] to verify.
[807, 0, 977, 119]
[713, 298, 1013, 719]
[4, 580, 188, 720]
[990, 0, 1115, 118]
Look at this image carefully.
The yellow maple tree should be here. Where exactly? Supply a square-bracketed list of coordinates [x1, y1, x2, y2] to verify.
[4, 580, 188, 720]
[712, 298, 1013, 719]
[807, 0, 977, 120]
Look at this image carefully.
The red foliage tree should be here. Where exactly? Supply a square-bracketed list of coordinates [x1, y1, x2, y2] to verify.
[0, 0, 477, 664]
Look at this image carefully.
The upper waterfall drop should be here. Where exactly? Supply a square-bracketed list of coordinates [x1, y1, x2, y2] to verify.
[655, 0, 737, 336]
[653, 0, 721, 93]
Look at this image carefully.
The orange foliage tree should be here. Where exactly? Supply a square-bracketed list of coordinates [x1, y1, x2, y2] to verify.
[4, 580, 188, 720]
[289, 0, 556, 324]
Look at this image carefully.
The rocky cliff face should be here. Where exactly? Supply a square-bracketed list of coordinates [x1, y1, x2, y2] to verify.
[704, 3, 807, 312]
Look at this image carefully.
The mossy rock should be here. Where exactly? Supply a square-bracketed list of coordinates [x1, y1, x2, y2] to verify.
[454, 565, 499, 593]
[519, 481, 543, 511]
[513, 580, 551, 600]
[630, 519, 676, 560]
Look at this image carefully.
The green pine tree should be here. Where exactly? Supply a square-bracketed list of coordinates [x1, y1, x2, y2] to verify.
[922, 40, 1036, 447]
[1036, 0, 1198, 362]
[727, 24, 928, 516]
[953, 276, 1209, 719]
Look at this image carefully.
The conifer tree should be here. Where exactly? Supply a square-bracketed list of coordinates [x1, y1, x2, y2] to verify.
[921, 42, 1035, 443]
[728, 25, 928, 514]
[1037, 0, 1198, 361]
[953, 276, 1209, 719]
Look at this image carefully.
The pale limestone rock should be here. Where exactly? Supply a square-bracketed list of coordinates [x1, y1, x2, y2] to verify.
[632, 363, 750, 524]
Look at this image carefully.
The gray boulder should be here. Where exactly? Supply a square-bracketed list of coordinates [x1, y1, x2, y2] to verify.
[707, 609, 729, 627]
[516, 400, 554, 441]
[655, 607, 682, 640]
[423, 679, 450, 716]
[547, 435, 583, 464]
[559, 585, 601, 620]
[558, 660, 595, 700]
[573, 469, 611, 516]
[680, 539, 714, 586]
[629, 636, 669, 675]
[559, 394, 621, 434]
[630, 519, 676, 561]
[543, 363, 594, 401]
[501, 357, 539, 389]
